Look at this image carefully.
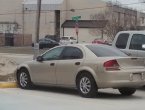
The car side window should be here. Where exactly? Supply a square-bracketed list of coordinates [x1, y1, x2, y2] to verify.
[61, 47, 83, 60]
[42, 47, 64, 61]
[46, 40, 52, 43]
[129, 34, 145, 50]
[116, 33, 129, 49]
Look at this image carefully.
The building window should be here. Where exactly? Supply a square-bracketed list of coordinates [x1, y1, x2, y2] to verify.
[142, 17, 144, 24]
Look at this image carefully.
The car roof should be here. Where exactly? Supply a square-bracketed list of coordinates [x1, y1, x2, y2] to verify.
[60, 43, 110, 48]
[40, 38, 56, 41]
[61, 36, 75, 38]
[118, 31, 145, 34]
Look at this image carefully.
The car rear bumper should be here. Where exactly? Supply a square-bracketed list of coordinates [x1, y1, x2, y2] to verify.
[98, 80, 145, 88]
[97, 70, 145, 88]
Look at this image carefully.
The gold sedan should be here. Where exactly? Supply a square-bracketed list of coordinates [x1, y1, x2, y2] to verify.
[16, 44, 145, 98]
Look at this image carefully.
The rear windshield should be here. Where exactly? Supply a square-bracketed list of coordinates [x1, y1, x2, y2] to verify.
[86, 45, 127, 57]
[70, 37, 76, 40]
[61, 37, 69, 40]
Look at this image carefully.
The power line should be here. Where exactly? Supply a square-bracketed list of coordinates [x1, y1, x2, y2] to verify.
[61, 1, 145, 12]
[0, 11, 53, 16]
[0, 1, 144, 16]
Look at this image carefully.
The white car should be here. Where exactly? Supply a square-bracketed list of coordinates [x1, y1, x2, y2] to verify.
[112, 31, 145, 57]
[59, 36, 77, 45]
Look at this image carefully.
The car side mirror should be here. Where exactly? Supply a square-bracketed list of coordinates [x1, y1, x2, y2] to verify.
[142, 44, 145, 49]
[36, 56, 43, 62]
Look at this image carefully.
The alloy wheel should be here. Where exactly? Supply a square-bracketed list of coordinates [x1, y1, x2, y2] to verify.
[19, 72, 28, 88]
[80, 77, 91, 94]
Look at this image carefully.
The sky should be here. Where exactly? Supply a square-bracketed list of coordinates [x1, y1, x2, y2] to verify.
[106, 0, 145, 11]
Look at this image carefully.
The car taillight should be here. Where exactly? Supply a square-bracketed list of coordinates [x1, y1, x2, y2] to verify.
[104, 60, 120, 71]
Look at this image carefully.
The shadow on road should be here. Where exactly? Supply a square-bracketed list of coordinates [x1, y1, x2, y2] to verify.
[96, 91, 142, 100]
[27, 86, 144, 100]
[138, 87, 145, 91]
[33, 85, 79, 96]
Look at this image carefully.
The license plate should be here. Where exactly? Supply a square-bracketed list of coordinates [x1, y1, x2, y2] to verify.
[133, 74, 141, 81]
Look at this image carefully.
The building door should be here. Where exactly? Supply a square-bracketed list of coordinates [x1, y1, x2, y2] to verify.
[5, 33, 14, 46]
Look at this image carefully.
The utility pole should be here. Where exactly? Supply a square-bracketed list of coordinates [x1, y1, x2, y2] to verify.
[22, 4, 25, 46]
[34, 0, 42, 59]
[35, 0, 42, 43]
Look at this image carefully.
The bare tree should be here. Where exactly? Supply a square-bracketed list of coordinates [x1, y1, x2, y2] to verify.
[90, 10, 123, 41]
[90, 2, 138, 41]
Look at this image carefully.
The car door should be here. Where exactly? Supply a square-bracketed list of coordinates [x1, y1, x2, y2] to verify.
[30, 47, 64, 84]
[114, 33, 138, 56]
[56, 46, 84, 87]
[129, 34, 145, 57]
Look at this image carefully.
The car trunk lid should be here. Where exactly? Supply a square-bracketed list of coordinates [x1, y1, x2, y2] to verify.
[116, 57, 145, 69]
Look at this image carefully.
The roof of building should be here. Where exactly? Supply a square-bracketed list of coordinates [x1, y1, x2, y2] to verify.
[23, 0, 63, 4]
[23, 0, 64, 11]
[61, 20, 108, 28]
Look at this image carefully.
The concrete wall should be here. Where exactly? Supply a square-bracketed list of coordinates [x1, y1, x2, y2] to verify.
[0, 0, 23, 33]
[65, 0, 106, 20]
[23, 11, 55, 41]
[14, 34, 32, 46]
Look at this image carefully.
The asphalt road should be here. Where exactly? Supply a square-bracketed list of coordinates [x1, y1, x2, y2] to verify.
[0, 46, 47, 54]
[0, 87, 145, 110]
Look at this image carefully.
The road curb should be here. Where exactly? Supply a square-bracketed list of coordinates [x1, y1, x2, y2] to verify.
[0, 82, 17, 88]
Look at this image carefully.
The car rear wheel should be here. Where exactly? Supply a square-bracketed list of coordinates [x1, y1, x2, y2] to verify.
[76, 73, 98, 98]
[118, 88, 136, 96]
[17, 68, 32, 89]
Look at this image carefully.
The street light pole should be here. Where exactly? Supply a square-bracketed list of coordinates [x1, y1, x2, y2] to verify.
[34, 0, 42, 59]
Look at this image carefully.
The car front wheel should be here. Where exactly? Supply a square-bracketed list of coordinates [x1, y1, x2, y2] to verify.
[76, 73, 98, 98]
[17, 68, 32, 89]
[118, 88, 136, 96]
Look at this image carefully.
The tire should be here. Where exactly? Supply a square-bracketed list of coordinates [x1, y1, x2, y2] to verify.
[17, 68, 32, 89]
[76, 72, 98, 98]
[118, 88, 136, 96]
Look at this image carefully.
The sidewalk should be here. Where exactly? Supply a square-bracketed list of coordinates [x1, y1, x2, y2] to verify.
[0, 46, 47, 55]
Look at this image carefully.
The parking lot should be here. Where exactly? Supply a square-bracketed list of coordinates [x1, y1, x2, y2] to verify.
[0, 87, 145, 110]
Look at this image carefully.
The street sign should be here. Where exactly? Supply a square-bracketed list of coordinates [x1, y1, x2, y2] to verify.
[72, 16, 81, 43]
[75, 22, 79, 35]
[72, 16, 81, 21]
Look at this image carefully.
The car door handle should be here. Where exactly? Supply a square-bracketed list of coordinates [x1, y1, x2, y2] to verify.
[50, 63, 55, 66]
[75, 62, 80, 65]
